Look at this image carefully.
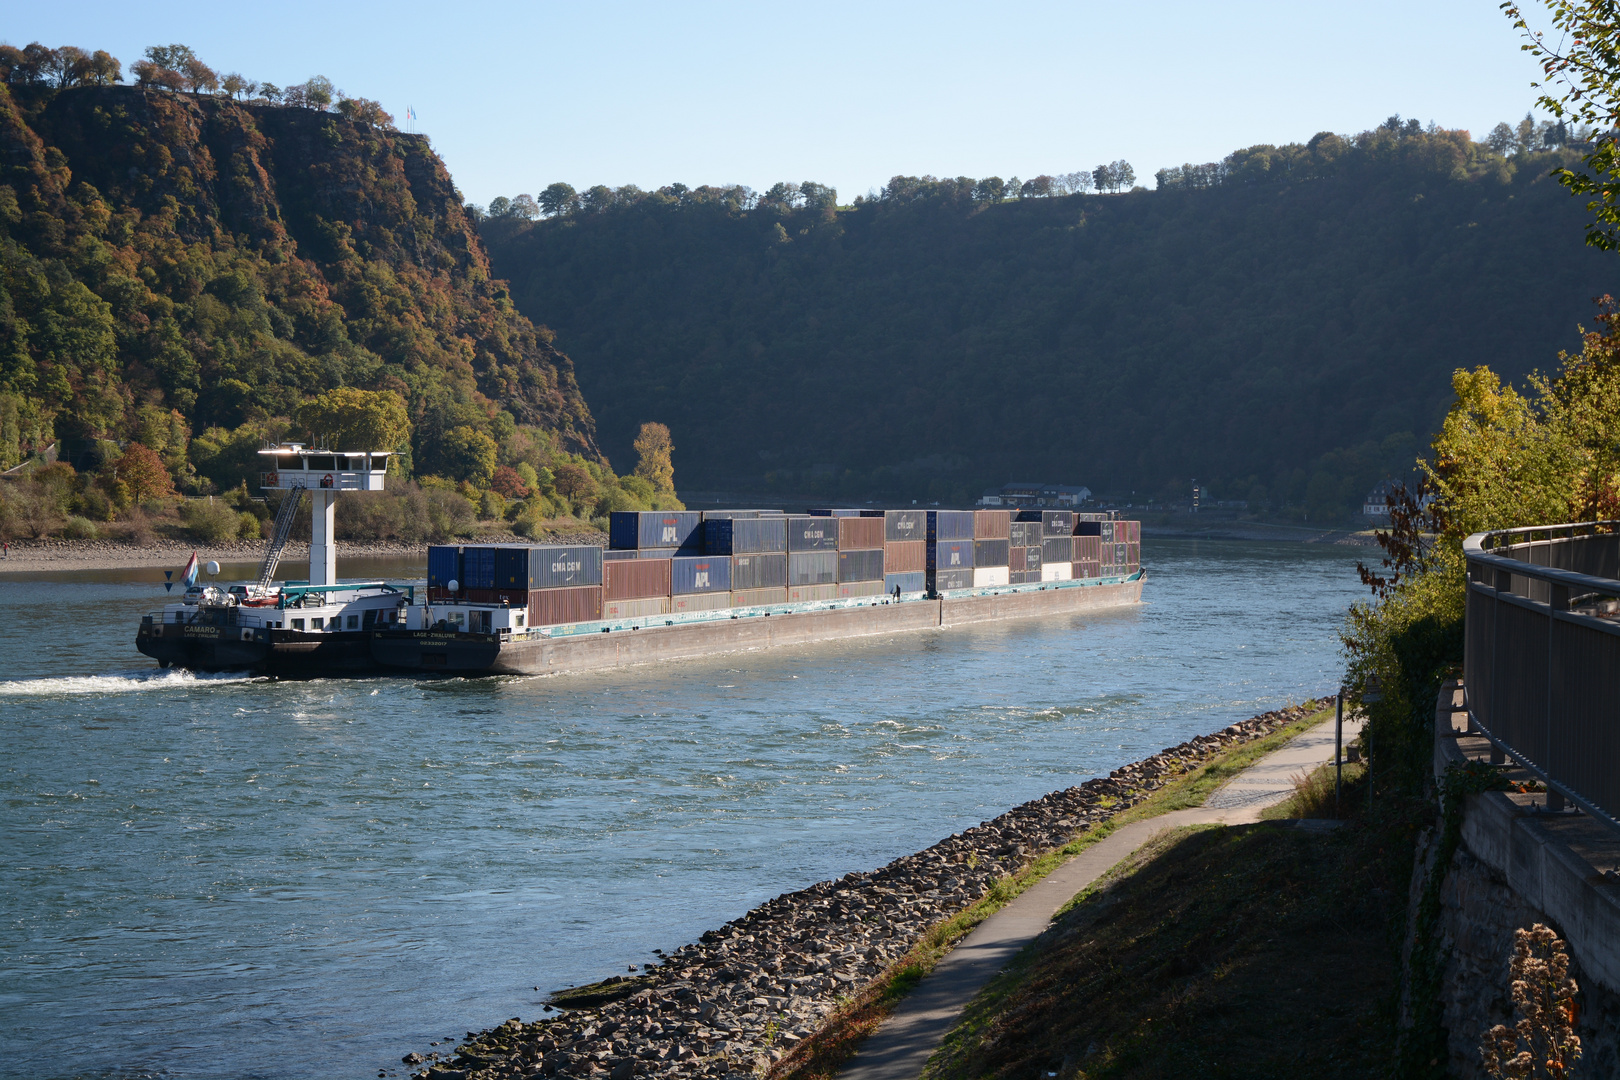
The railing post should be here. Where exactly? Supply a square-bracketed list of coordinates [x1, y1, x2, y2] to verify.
[1547, 582, 1569, 813]
[1335, 690, 1343, 816]
[1491, 567, 1510, 765]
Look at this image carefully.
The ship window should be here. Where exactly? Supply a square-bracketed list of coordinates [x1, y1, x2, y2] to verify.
[515, 613, 525, 627]
[311, 616, 324, 629]
[292, 618, 305, 630]
[307, 455, 336, 470]
[347, 614, 359, 629]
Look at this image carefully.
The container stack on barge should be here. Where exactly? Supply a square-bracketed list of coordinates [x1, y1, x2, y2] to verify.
[137, 462, 1145, 678]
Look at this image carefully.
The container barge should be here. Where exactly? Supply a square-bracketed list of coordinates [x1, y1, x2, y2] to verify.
[135, 446, 1143, 677]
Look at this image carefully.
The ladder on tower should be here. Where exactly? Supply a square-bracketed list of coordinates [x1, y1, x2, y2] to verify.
[256, 484, 306, 590]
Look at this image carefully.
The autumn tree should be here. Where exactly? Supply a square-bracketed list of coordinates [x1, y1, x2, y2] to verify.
[552, 461, 595, 500]
[539, 183, 579, 217]
[632, 422, 675, 493]
[489, 465, 531, 499]
[437, 426, 498, 486]
[292, 388, 410, 452]
[117, 442, 176, 504]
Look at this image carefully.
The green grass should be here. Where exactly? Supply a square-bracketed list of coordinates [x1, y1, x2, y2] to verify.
[1259, 759, 1369, 821]
[769, 703, 1337, 1080]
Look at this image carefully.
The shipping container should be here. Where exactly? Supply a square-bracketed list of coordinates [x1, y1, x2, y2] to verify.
[609, 511, 702, 551]
[1009, 570, 1042, 585]
[1101, 521, 1117, 542]
[1009, 546, 1027, 573]
[928, 538, 975, 570]
[1073, 535, 1101, 561]
[1128, 540, 1140, 564]
[788, 550, 838, 585]
[496, 544, 604, 590]
[835, 580, 885, 598]
[602, 596, 671, 620]
[1041, 562, 1074, 582]
[881, 509, 929, 541]
[884, 539, 926, 573]
[788, 583, 842, 603]
[884, 571, 927, 595]
[1009, 521, 1041, 546]
[808, 508, 864, 517]
[837, 548, 885, 583]
[427, 545, 462, 588]
[731, 552, 789, 590]
[603, 558, 671, 601]
[786, 515, 839, 551]
[1042, 536, 1074, 564]
[700, 509, 762, 520]
[837, 516, 884, 550]
[1072, 560, 1101, 579]
[927, 510, 975, 541]
[528, 585, 603, 626]
[603, 546, 679, 562]
[973, 539, 1010, 568]
[705, 516, 788, 554]
[1026, 545, 1043, 571]
[670, 555, 731, 594]
[972, 566, 1011, 588]
[731, 587, 789, 608]
[928, 568, 974, 592]
[1014, 509, 1075, 535]
[671, 591, 733, 613]
[1129, 521, 1142, 542]
[973, 510, 1011, 539]
[463, 586, 527, 605]
[462, 545, 497, 589]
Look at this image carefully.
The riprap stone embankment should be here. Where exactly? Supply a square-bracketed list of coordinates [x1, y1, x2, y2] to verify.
[410, 700, 1329, 1080]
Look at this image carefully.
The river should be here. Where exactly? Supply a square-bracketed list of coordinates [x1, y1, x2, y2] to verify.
[0, 537, 1367, 1079]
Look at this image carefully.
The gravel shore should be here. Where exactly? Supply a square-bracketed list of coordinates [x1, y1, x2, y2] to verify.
[408, 701, 1330, 1080]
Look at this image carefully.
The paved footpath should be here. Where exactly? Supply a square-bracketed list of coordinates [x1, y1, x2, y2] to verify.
[837, 714, 1364, 1080]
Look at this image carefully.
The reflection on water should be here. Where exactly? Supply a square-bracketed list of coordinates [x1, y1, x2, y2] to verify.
[0, 539, 1366, 1080]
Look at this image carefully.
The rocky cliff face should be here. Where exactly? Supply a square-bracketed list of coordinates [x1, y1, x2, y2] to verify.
[0, 82, 600, 462]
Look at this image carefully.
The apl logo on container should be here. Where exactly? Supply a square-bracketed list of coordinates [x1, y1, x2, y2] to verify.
[660, 519, 680, 544]
[948, 549, 962, 566]
[694, 565, 711, 589]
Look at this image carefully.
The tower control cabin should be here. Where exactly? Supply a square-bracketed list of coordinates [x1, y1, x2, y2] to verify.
[259, 444, 390, 586]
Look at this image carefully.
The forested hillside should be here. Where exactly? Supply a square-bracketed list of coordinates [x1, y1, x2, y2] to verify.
[0, 50, 679, 542]
[483, 125, 1616, 519]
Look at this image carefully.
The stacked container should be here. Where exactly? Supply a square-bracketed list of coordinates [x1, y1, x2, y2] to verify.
[876, 510, 927, 597]
[609, 511, 702, 554]
[427, 544, 463, 602]
[513, 545, 604, 626]
[1008, 521, 1043, 584]
[834, 514, 885, 598]
[1017, 510, 1074, 582]
[670, 554, 731, 612]
[706, 516, 790, 607]
[602, 556, 672, 619]
[927, 510, 976, 593]
[971, 510, 1011, 587]
[785, 515, 840, 601]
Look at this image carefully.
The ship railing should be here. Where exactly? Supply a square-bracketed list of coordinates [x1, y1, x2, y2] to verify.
[1463, 520, 1620, 836]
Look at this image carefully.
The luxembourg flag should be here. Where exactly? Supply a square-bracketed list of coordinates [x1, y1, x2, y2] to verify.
[182, 551, 199, 588]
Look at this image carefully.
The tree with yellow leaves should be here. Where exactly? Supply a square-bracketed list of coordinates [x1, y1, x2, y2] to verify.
[633, 422, 675, 494]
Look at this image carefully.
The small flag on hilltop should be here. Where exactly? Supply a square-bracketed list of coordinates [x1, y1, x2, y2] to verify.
[182, 551, 199, 589]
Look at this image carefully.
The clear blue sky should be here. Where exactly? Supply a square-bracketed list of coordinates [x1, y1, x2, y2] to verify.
[10, 0, 1552, 206]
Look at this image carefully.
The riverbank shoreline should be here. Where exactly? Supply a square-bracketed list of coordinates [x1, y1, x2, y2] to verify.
[410, 700, 1335, 1080]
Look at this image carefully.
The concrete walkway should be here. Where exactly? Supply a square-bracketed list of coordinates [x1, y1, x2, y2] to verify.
[837, 714, 1364, 1080]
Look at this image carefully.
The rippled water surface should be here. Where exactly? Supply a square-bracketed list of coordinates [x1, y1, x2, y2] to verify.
[0, 539, 1366, 1079]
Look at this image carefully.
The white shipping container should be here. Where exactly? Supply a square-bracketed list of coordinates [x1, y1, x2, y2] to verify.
[602, 596, 671, 619]
[1041, 563, 1074, 582]
[972, 566, 1010, 588]
[671, 591, 733, 613]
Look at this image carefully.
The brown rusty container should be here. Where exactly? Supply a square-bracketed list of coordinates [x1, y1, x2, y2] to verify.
[604, 557, 672, 601]
[1009, 546, 1027, 573]
[1073, 535, 1101, 562]
[837, 516, 885, 550]
[527, 585, 603, 626]
[884, 540, 926, 574]
[973, 510, 1011, 539]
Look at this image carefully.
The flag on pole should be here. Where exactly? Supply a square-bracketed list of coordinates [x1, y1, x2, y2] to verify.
[182, 551, 199, 588]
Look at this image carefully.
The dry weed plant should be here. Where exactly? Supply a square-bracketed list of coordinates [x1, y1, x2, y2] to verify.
[1480, 923, 1582, 1079]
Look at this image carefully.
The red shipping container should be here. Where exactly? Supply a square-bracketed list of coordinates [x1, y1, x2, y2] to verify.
[604, 558, 672, 601]
[837, 516, 885, 550]
[1009, 546, 1027, 573]
[973, 510, 1011, 539]
[884, 540, 926, 573]
[464, 587, 527, 606]
[528, 585, 603, 626]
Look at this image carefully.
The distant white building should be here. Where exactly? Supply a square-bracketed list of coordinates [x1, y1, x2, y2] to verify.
[1364, 478, 1432, 518]
[978, 482, 1092, 508]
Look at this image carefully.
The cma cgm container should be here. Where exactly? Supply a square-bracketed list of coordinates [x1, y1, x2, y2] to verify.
[670, 556, 731, 595]
[787, 516, 839, 551]
[528, 585, 603, 626]
[928, 568, 973, 592]
[878, 510, 928, 541]
[788, 551, 838, 585]
[836, 516, 884, 550]
[609, 511, 702, 552]
[461, 546, 498, 589]
[603, 558, 671, 601]
[927, 510, 974, 541]
[885, 571, 926, 596]
[731, 586, 789, 607]
[973, 539, 1010, 568]
[836, 548, 885, 583]
[972, 566, 1011, 587]
[705, 517, 787, 555]
[603, 596, 671, 620]
[928, 539, 974, 571]
[428, 545, 462, 589]
[1009, 521, 1041, 546]
[496, 544, 603, 590]
[884, 540, 926, 573]
[973, 510, 1011, 539]
[731, 552, 789, 590]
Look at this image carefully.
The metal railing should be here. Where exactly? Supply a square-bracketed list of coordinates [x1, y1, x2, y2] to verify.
[1463, 521, 1620, 834]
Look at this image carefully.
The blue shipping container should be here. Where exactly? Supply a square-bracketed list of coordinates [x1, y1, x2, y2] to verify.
[670, 555, 731, 595]
[928, 539, 975, 570]
[462, 546, 497, 589]
[786, 516, 839, 551]
[704, 517, 788, 554]
[884, 571, 927, 595]
[926, 510, 975, 541]
[928, 568, 974, 592]
[609, 511, 702, 551]
[427, 545, 462, 588]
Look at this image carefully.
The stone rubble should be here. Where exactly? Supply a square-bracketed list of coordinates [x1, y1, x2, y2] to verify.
[410, 700, 1330, 1080]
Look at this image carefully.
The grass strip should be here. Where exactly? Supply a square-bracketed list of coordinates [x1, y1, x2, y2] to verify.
[768, 703, 1336, 1080]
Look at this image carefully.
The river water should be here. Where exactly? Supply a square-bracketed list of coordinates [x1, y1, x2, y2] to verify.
[0, 538, 1367, 1080]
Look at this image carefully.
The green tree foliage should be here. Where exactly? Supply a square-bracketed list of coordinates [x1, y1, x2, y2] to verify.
[292, 388, 409, 452]
[482, 122, 1608, 515]
[632, 421, 675, 493]
[434, 425, 498, 486]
